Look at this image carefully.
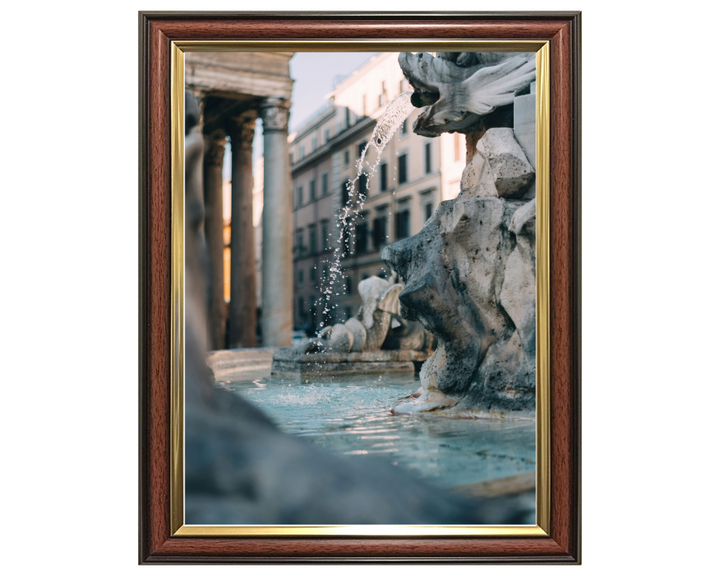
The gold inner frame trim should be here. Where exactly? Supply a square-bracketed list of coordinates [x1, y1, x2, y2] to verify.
[170, 40, 550, 538]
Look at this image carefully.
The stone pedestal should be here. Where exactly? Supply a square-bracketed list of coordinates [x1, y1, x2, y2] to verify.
[202, 130, 227, 351]
[259, 98, 293, 347]
[271, 348, 427, 378]
[228, 114, 258, 348]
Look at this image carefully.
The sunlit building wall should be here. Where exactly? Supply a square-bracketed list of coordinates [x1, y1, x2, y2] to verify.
[289, 53, 466, 333]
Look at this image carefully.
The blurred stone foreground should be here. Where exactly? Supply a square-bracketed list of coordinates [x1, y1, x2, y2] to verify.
[184, 90, 533, 525]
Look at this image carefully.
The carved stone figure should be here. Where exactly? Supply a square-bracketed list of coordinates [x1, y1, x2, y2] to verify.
[292, 274, 432, 356]
[382, 63, 538, 416]
[399, 52, 536, 136]
[270, 274, 435, 377]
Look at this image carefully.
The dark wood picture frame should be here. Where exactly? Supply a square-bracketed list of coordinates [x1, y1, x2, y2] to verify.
[139, 11, 581, 564]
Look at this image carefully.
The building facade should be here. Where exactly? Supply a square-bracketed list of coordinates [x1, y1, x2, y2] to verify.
[185, 51, 295, 349]
[289, 53, 466, 333]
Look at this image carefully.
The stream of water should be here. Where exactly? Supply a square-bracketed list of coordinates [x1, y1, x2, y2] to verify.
[318, 91, 416, 328]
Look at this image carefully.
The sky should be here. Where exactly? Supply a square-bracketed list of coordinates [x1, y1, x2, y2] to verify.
[224, 52, 377, 177]
[288, 52, 377, 133]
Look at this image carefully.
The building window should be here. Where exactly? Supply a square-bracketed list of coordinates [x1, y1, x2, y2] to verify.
[309, 226, 317, 255]
[321, 221, 329, 251]
[380, 163, 387, 192]
[357, 141, 367, 158]
[321, 173, 328, 196]
[299, 144, 305, 158]
[425, 202, 434, 221]
[298, 186, 303, 206]
[296, 229, 304, 256]
[309, 179, 316, 201]
[298, 296, 306, 319]
[345, 307, 353, 321]
[362, 273, 369, 281]
[425, 142, 432, 174]
[373, 215, 387, 249]
[356, 221, 368, 254]
[298, 268, 304, 286]
[398, 153, 408, 184]
[395, 209, 410, 240]
[362, 94, 367, 116]
[290, 152, 294, 164]
[344, 276, 353, 295]
[358, 173, 368, 197]
[310, 266, 317, 284]
[311, 135, 318, 151]
[344, 149, 350, 166]
[322, 265, 329, 281]
[454, 132, 462, 162]
[345, 107, 351, 127]
[400, 120, 408, 135]
[324, 127, 331, 143]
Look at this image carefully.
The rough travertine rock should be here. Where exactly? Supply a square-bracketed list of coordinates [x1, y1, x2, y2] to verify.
[381, 55, 539, 417]
[383, 123, 536, 416]
[461, 129, 535, 199]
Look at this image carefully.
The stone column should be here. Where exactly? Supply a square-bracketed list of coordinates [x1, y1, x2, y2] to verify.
[228, 113, 258, 348]
[203, 129, 227, 351]
[259, 97, 293, 347]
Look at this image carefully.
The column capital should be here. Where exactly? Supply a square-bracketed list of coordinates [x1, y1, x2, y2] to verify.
[259, 97, 291, 133]
[228, 113, 257, 152]
[203, 129, 226, 166]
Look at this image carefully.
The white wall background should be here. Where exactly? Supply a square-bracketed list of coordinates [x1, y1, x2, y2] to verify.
[1, 1, 718, 574]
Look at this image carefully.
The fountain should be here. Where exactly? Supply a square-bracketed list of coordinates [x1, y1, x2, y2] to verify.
[382, 51, 538, 418]
[269, 52, 539, 418]
[271, 272, 435, 377]
[185, 87, 535, 525]
[270, 91, 433, 378]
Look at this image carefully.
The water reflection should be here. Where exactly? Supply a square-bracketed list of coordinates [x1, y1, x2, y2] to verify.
[220, 373, 535, 489]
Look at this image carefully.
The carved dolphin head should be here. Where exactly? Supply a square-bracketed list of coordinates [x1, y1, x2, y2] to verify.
[399, 52, 536, 137]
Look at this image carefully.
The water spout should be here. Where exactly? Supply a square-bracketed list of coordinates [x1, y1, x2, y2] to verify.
[318, 91, 416, 330]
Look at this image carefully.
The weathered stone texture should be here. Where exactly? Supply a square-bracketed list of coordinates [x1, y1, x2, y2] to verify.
[460, 128, 535, 199]
[399, 52, 536, 137]
[271, 275, 433, 376]
[383, 123, 537, 417]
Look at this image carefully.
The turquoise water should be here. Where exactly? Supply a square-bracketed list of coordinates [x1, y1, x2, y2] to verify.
[220, 372, 535, 490]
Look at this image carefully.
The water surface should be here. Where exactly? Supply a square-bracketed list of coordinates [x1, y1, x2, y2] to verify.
[220, 372, 535, 490]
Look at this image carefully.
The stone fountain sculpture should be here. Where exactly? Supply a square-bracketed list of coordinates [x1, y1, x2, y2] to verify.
[182, 90, 533, 524]
[399, 51, 536, 137]
[383, 52, 538, 418]
[271, 273, 434, 377]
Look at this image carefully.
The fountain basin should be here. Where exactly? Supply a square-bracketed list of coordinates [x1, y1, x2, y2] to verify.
[271, 347, 428, 378]
[216, 370, 536, 496]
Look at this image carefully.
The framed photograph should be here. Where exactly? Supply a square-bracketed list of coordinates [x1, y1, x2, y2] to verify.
[139, 11, 580, 563]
